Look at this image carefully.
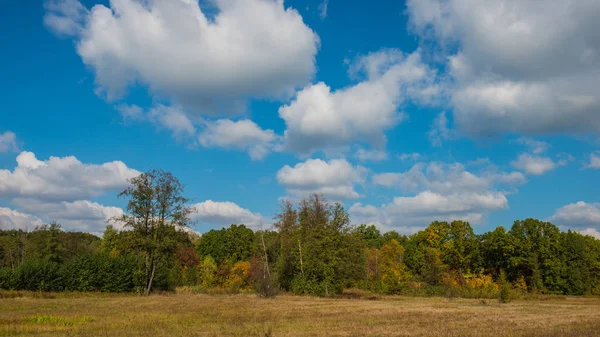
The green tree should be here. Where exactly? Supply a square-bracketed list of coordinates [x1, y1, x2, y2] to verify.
[196, 224, 255, 264]
[115, 169, 193, 295]
[356, 224, 382, 248]
[378, 239, 412, 293]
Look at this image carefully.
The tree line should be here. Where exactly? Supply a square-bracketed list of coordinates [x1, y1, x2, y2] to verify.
[1, 170, 599, 297]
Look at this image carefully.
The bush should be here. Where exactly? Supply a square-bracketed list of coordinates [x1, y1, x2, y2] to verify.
[11, 260, 60, 291]
[0, 268, 13, 289]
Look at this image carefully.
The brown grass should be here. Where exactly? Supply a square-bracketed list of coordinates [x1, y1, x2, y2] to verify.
[1, 292, 599, 336]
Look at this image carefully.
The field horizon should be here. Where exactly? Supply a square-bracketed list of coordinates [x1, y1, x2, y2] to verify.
[1, 292, 599, 336]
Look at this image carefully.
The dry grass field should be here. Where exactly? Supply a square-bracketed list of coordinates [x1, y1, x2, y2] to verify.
[1, 292, 599, 337]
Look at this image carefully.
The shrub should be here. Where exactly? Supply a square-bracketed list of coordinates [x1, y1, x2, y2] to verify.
[11, 260, 60, 291]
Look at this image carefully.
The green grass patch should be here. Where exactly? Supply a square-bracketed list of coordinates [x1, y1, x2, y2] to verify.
[24, 314, 95, 327]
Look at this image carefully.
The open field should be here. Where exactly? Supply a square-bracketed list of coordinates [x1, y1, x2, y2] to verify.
[1, 293, 599, 337]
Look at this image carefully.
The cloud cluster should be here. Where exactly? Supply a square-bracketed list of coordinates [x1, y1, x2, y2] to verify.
[279, 50, 440, 155]
[549, 201, 600, 239]
[354, 161, 524, 230]
[586, 151, 600, 169]
[407, 0, 600, 136]
[198, 119, 279, 161]
[0, 151, 139, 201]
[511, 153, 557, 176]
[13, 199, 124, 234]
[0, 207, 44, 231]
[277, 158, 367, 200]
[46, 0, 319, 112]
[0, 151, 138, 233]
[43, 0, 87, 37]
[192, 200, 265, 229]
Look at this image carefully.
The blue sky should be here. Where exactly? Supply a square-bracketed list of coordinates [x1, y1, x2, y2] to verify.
[1, 0, 600, 237]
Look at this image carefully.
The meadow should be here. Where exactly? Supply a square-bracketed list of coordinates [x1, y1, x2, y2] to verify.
[1, 292, 599, 336]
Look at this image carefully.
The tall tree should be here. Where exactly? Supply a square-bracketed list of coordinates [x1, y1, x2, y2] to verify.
[115, 169, 192, 295]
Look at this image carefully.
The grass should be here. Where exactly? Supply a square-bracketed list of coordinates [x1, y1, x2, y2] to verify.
[1, 292, 599, 336]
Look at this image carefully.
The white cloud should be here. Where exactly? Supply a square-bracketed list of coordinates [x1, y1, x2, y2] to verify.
[428, 111, 455, 147]
[516, 137, 549, 154]
[13, 199, 124, 234]
[116, 104, 145, 122]
[578, 228, 600, 239]
[198, 119, 279, 160]
[407, 0, 600, 136]
[276, 158, 367, 200]
[549, 202, 600, 239]
[116, 104, 195, 138]
[549, 201, 600, 228]
[355, 148, 388, 162]
[0, 131, 18, 152]
[511, 153, 556, 175]
[148, 105, 195, 138]
[50, 0, 319, 111]
[364, 160, 523, 231]
[43, 0, 88, 37]
[192, 200, 264, 229]
[0, 151, 140, 201]
[350, 191, 507, 231]
[0, 207, 44, 231]
[586, 151, 600, 169]
[372, 162, 524, 193]
[279, 50, 439, 155]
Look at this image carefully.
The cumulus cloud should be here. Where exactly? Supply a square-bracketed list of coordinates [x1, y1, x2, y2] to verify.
[578, 228, 600, 239]
[549, 201, 600, 228]
[116, 104, 195, 138]
[198, 119, 279, 160]
[116, 104, 145, 122]
[373, 162, 525, 193]
[0, 131, 18, 152]
[407, 0, 600, 136]
[586, 151, 600, 169]
[43, 0, 88, 37]
[350, 191, 506, 232]
[279, 50, 440, 155]
[192, 200, 265, 229]
[362, 161, 524, 231]
[0, 207, 44, 230]
[147, 105, 195, 138]
[0, 151, 140, 201]
[13, 199, 123, 234]
[277, 158, 367, 200]
[511, 153, 556, 175]
[48, 0, 318, 111]
[549, 201, 600, 238]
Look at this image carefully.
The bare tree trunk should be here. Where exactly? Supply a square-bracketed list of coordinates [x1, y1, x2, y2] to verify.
[145, 259, 157, 296]
[8, 248, 14, 271]
[260, 230, 271, 279]
[298, 239, 305, 279]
